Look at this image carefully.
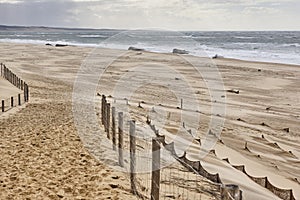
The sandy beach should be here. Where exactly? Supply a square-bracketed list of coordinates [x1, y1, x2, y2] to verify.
[0, 42, 299, 199]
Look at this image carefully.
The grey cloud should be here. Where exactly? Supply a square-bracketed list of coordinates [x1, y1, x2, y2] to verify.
[0, 1, 78, 27]
[0, 0, 299, 30]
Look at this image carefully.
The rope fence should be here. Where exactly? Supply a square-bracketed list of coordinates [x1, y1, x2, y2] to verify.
[100, 94, 242, 200]
[0, 63, 29, 113]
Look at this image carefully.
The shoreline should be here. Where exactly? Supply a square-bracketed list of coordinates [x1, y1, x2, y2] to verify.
[0, 41, 299, 67]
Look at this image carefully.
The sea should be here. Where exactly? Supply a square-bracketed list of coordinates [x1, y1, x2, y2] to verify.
[0, 29, 299, 65]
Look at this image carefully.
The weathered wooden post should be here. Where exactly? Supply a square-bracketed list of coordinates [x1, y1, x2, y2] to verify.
[5, 66, 8, 80]
[103, 99, 107, 131]
[26, 84, 29, 101]
[9, 71, 11, 83]
[24, 83, 26, 102]
[1, 100, 4, 112]
[101, 95, 106, 125]
[0, 63, 2, 76]
[112, 107, 116, 150]
[129, 120, 137, 195]
[21, 80, 23, 90]
[4, 65, 6, 79]
[17, 77, 20, 88]
[118, 112, 124, 167]
[221, 184, 242, 200]
[5, 67, 7, 79]
[18, 94, 21, 106]
[106, 103, 111, 139]
[13, 74, 16, 86]
[3, 65, 5, 77]
[101, 95, 104, 124]
[181, 99, 183, 109]
[151, 137, 161, 200]
[11, 97, 14, 107]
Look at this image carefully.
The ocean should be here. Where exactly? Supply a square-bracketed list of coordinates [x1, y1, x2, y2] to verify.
[0, 29, 299, 65]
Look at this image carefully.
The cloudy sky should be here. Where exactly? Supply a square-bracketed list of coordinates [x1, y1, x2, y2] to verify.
[0, 0, 299, 30]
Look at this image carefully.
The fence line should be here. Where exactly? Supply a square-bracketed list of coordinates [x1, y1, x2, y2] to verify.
[181, 118, 297, 200]
[1, 63, 29, 113]
[222, 158, 296, 200]
[100, 95, 242, 200]
[147, 120, 242, 200]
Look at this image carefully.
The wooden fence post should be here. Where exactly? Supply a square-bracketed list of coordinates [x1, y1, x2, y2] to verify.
[5, 66, 7, 79]
[181, 99, 183, 109]
[17, 77, 19, 88]
[18, 94, 21, 106]
[26, 84, 29, 101]
[221, 185, 242, 200]
[103, 98, 107, 131]
[106, 103, 111, 139]
[101, 95, 106, 125]
[13, 74, 15, 86]
[112, 107, 116, 151]
[118, 112, 124, 167]
[4, 66, 6, 79]
[9, 70, 12, 83]
[24, 83, 27, 102]
[1, 100, 4, 112]
[11, 97, 14, 107]
[151, 138, 161, 200]
[21, 80, 23, 90]
[130, 120, 137, 195]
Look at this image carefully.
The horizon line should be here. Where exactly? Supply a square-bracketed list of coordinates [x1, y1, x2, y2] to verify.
[1, 24, 300, 32]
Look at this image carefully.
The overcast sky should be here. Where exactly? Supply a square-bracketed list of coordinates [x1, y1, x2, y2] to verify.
[0, 0, 299, 30]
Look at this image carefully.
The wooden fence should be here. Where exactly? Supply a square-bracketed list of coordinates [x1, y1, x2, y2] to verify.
[0, 63, 29, 113]
[100, 95, 241, 200]
[223, 156, 296, 200]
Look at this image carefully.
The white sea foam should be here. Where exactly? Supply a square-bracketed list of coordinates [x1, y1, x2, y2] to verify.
[0, 31, 299, 66]
[0, 38, 100, 48]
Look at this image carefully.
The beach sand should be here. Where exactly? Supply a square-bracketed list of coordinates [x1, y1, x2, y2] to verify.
[0, 77, 22, 100]
[0, 42, 299, 199]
